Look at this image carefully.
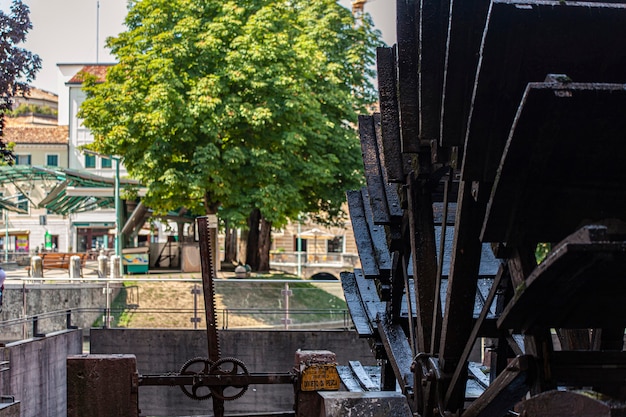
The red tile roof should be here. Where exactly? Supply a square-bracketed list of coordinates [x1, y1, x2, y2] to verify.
[23, 87, 58, 102]
[2, 124, 68, 144]
[68, 65, 113, 84]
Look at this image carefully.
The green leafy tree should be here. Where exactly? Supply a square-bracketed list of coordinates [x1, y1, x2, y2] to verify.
[0, 0, 41, 164]
[79, 0, 380, 270]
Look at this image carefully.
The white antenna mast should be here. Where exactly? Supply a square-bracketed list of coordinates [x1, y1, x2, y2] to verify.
[96, 0, 100, 63]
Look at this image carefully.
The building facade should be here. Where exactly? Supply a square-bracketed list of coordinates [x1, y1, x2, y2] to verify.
[1, 100, 69, 259]
[0, 65, 361, 276]
[58, 63, 127, 253]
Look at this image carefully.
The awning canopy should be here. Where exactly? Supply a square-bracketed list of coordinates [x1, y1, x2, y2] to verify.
[0, 166, 196, 240]
[0, 165, 144, 215]
[0, 198, 28, 214]
[1, 229, 30, 235]
[297, 228, 336, 240]
[35, 166, 144, 215]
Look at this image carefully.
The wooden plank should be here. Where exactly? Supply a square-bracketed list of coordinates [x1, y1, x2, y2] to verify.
[438, 180, 488, 411]
[461, 355, 535, 417]
[463, 0, 626, 182]
[354, 269, 386, 325]
[384, 182, 403, 221]
[419, 0, 449, 141]
[396, 0, 420, 153]
[445, 264, 505, 409]
[550, 351, 626, 386]
[407, 173, 438, 353]
[440, 0, 490, 147]
[498, 226, 626, 331]
[346, 189, 380, 278]
[349, 361, 379, 391]
[340, 271, 374, 337]
[360, 188, 393, 278]
[359, 114, 391, 225]
[336, 366, 364, 392]
[377, 314, 415, 395]
[481, 82, 626, 244]
[377, 48, 404, 183]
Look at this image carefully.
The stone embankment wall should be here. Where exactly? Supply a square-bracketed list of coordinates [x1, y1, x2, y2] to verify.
[0, 330, 82, 417]
[91, 328, 376, 416]
[1, 284, 121, 341]
[0, 328, 375, 417]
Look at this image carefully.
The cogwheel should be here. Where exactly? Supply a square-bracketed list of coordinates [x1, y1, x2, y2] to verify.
[179, 357, 213, 401]
[208, 357, 250, 401]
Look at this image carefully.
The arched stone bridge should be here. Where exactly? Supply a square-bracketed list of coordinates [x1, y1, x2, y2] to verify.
[269, 252, 359, 280]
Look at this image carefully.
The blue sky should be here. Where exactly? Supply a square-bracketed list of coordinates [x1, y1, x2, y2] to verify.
[0, 0, 395, 94]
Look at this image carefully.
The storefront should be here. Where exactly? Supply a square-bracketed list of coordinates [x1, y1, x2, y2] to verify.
[75, 223, 116, 253]
[0, 230, 30, 253]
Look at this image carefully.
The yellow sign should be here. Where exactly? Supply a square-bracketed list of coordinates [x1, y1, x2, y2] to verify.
[300, 364, 340, 391]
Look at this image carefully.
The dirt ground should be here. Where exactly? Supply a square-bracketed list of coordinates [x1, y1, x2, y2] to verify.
[119, 281, 269, 329]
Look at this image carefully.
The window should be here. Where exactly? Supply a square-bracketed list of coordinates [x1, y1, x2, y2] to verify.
[15, 154, 31, 165]
[327, 236, 344, 253]
[101, 157, 112, 169]
[294, 237, 308, 252]
[46, 154, 59, 166]
[17, 193, 28, 214]
[85, 154, 96, 168]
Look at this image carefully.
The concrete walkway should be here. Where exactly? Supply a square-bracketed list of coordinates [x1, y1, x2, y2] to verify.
[0, 259, 239, 284]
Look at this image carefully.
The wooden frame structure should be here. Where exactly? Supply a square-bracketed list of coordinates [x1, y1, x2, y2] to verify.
[343, 1, 626, 415]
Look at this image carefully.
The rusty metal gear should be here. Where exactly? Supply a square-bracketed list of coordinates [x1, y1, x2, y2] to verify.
[208, 357, 250, 401]
[179, 357, 214, 401]
[413, 353, 446, 417]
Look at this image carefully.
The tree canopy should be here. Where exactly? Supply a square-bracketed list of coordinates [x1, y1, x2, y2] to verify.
[0, 0, 41, 163]
[80, 0, 380, 226]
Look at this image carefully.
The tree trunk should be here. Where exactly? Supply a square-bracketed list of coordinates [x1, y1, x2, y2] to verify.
[239, 229, 249, 265]
[258, 215, 272, 272]
[246, 208, 261, 270]
[223, 221, 237, 264]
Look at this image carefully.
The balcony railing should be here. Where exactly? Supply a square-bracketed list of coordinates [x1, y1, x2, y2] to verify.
[269, 251, 359, 266]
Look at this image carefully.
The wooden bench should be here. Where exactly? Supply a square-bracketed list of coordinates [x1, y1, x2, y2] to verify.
[26, 253, 88, 277]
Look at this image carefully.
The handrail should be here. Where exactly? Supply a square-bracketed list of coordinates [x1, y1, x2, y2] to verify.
[5, 276, 343, 284]
[0, 306, 352, 334]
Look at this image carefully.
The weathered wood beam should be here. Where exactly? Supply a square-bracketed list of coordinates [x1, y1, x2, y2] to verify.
[396, 0, 420, 154]
[378, 313, 415, 396]
[461, 355, 535, 417]
[498, 225, 626, 331]
[377, 47, 405, 183]
[438, 180, 488, 412]
[359, 114, 392, 225]
[407, 172, 438, 353]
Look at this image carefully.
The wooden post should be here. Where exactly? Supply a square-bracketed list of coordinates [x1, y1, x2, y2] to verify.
[294, 350, 340, 417]
[67, 354, 139, 417]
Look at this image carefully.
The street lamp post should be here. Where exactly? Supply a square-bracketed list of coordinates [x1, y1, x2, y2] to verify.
[4, 210, 8, 263]
[83, 150, 122, 260]
[113, 156, 121, 258]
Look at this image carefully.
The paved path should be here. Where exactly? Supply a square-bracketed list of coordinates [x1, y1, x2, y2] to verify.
[0, 259, 237, 283]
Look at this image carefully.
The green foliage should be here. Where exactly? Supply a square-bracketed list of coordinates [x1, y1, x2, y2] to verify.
[535, 242, 551, 264]
[79, 0, 381, 225]
[92, 285, 133, 327]
[8, 103, 57, 117]
[0, 0, 41, 164]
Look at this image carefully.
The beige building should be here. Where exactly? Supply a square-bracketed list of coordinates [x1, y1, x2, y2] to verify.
[0, 101, 69, 259]
[268, 212, 360, 279]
